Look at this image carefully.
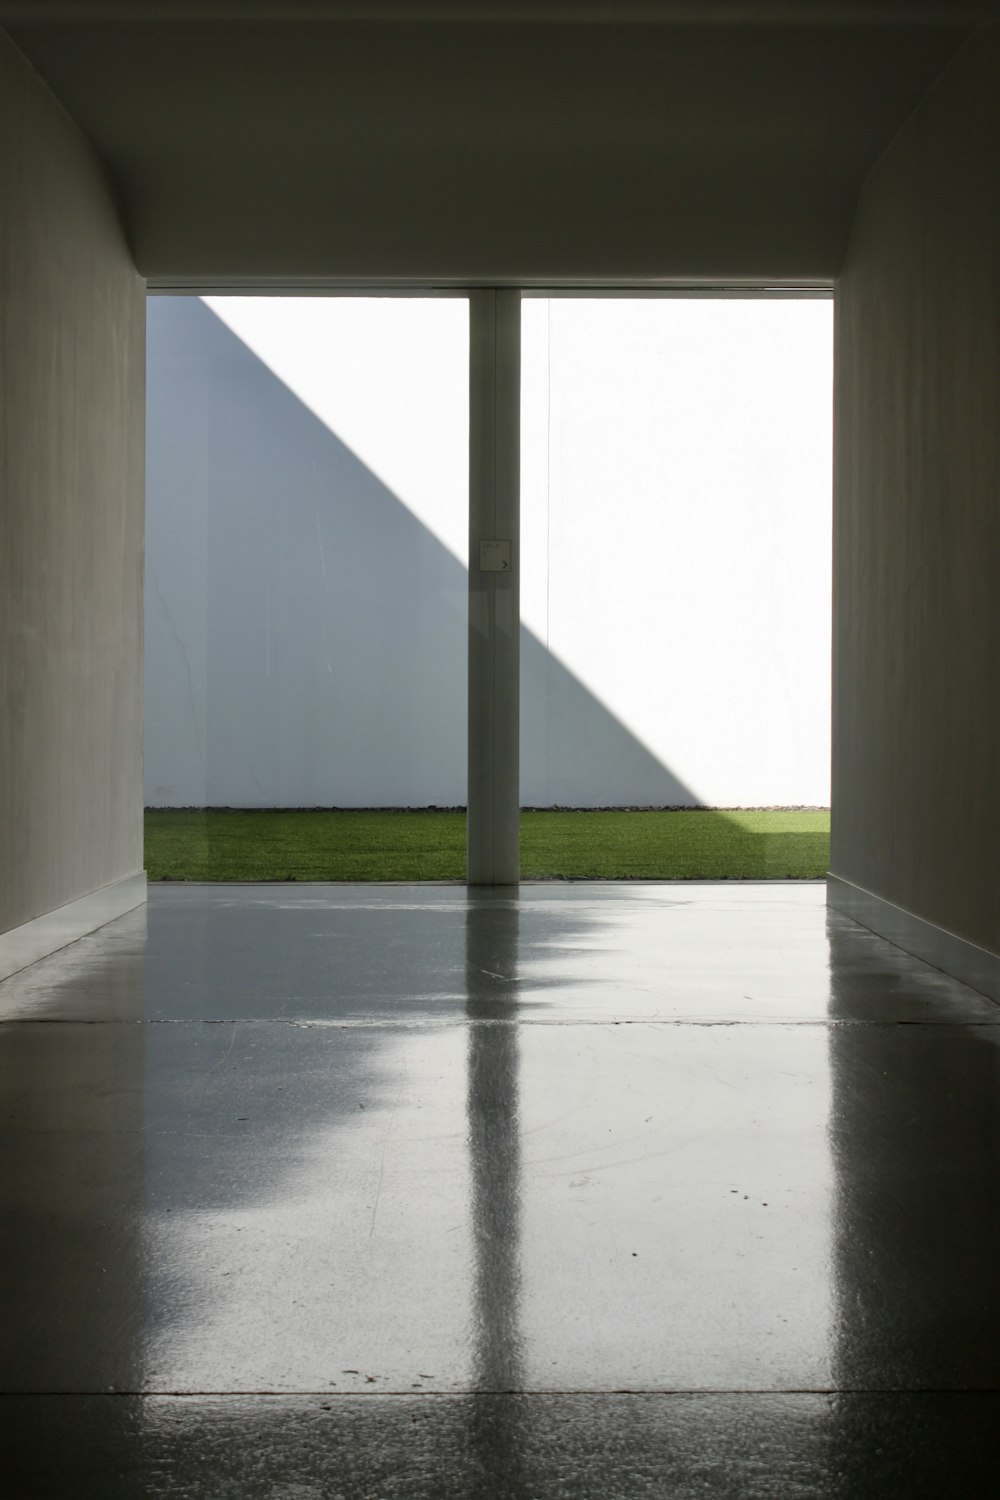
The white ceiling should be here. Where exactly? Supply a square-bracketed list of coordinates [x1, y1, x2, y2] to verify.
[4, 4, 993, 283]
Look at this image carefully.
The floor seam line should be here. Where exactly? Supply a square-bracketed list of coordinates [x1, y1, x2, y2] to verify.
[5, 1386, 1000, 1398]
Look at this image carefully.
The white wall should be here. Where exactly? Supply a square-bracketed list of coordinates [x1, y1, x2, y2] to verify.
[1, 31, 145, 935]
[145, 297, 469, 809]
[521, 298, 833, 807]
[829, 26, 1000, 960]
[145, 296, 831, 809]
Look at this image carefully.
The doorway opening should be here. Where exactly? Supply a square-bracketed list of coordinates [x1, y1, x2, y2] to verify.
[143, 290, 832, 883]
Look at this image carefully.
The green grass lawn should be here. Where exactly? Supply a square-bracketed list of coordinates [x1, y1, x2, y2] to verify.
[144, 808, 830, 882]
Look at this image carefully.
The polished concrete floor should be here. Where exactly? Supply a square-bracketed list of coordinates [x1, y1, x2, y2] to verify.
[2, 882, 1000, 1497]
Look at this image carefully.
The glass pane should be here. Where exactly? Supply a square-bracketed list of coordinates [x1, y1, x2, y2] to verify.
[520, 297, 833, 878]
[145, 296, 469, 880]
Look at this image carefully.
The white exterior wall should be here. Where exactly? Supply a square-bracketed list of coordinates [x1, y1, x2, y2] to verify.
[521, 298, 833, 808]
[145, 296, 469, 810]
[145, 296, 831, 809]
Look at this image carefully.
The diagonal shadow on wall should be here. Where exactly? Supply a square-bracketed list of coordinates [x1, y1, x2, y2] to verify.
[145, 296, 699, 812]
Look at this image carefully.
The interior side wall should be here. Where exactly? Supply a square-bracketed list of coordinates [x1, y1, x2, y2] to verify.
[0, 31, 145, 935]
[830, 26, 1000, 959]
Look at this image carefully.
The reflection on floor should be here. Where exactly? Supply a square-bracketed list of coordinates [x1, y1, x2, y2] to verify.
[2, 883, 1000, 1498]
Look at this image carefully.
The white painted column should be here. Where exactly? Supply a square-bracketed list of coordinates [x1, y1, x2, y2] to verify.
[467, 291, 520, 885]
